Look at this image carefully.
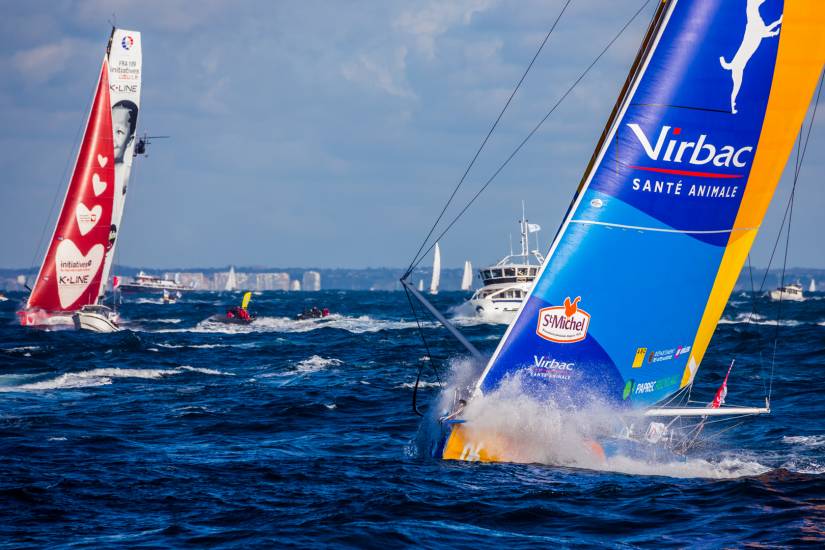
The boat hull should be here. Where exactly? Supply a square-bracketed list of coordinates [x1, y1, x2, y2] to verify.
[72, 311, 120, 333]
[768, 289, 805, 302]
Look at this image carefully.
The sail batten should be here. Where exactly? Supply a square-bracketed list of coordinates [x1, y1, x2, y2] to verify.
[470, 0, 825, 412]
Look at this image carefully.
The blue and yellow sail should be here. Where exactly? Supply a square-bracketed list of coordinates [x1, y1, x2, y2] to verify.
[444, 0, 824, 460]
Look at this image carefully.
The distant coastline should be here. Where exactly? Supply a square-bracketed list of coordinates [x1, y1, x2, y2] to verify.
[1, 265, 823, 292]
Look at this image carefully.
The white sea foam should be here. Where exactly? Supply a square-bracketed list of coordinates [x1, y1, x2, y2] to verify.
[134, 298, 164, 305]
[783, 435, 825, 448]
[0, 366, 229, 392]
[138, 318, 182, 324]
[157, 343, 229, 350]
[260, 356, 343, 386]
[1, 346, 42, 353]
[449, 303, 512, 326]
[262, 356, 342, 379]
[718, 312, 801, 326]
[429, 365, 774, 479]
[396, 380, 445, 389]
[157, 314, 430, 335]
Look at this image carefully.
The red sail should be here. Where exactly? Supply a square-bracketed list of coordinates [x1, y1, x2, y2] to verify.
[23, 59, 116, 319]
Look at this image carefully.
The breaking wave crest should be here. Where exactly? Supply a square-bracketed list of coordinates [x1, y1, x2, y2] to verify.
[0, 366, 229, 392]
[158, 314, 432, 334]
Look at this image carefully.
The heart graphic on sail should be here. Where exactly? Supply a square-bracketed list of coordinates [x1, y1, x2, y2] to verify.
[54, 239, 104, 309]
[97, 154, 108, 168]
[75, 202, 103, 236]
[92, 173, 107, 196]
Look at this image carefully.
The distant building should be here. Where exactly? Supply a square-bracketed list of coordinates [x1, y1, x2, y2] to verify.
[165, 272, 207, 290]
[256, 272, 290, 291]
[302, 271, 321, 291]
[290, 280, 301, 291]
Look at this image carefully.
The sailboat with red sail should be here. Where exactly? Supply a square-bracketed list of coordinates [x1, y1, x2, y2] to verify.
[18, 28, 143, 332]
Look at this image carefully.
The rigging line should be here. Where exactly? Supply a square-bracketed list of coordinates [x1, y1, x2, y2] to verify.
[407, 0, 653, 271]
[767, 69, 823, 403]
[753, 70, 824, 294]
[29, 92, 95, 275]
[746, 253, 769, 398]
[404, 0, 574, 279]
[403, 287, 442, 416]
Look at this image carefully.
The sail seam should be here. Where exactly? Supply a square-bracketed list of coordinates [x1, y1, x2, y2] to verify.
[569, 219, 759, 234]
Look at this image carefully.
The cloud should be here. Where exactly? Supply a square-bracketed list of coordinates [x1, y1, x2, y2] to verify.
[341, 46, 416, 99]
[11, 38, 90, 84]
[394, 0, 497, 59]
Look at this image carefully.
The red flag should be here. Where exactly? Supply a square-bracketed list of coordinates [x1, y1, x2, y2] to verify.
[113, 276, 121, 288]
[711, 361, 734, 409]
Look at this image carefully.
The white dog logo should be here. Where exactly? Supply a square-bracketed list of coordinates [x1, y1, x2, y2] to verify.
[719, 0, 782, 114]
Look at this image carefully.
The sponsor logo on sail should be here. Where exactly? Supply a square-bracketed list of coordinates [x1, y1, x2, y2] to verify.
[121, 36, 134, 50]
[632, 347, 647, 368]
[530, 356, 574, 380]
[632, 375, 679, 396]
[647, 347, 677, 364]
[536, 296, 590, 344]
[675, 344, 692, 358]
[627, 124, 754, 169]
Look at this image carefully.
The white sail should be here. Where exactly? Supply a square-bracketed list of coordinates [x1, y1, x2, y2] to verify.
[418, 279, 424, 292]
[429, 242, 441, 295]
[461, 260, 473, 291]
[225, 266, 237, 291]
[809, 279, 816, 293]
[99, 29, 142, 299]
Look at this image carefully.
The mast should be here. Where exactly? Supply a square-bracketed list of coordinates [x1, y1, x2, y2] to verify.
[98, 28, 143, 301]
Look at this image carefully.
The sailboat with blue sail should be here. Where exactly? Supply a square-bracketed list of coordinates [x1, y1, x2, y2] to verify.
[404, 0, 824, 463]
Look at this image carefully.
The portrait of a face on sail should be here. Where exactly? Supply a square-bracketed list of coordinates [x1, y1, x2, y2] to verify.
[112, 100, 138, 163]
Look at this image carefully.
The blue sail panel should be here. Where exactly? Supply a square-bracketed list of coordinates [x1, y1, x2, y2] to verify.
[477, 0, 787, 409]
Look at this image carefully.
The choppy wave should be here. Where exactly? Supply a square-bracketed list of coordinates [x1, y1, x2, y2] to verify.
[718, 312, 802, 326]
[2, 289, 824, 545]
[0, 366, 228, 392]
[156, 314, 432, 334]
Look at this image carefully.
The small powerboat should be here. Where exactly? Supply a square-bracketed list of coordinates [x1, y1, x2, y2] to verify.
[296, 307, 330, 320]
[215, 291, 255, 324]
[72, 305, 121, 333]
[769, 283, 805, 302]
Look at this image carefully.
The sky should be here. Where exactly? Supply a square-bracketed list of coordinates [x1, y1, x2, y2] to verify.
[1, 0, 823, 270]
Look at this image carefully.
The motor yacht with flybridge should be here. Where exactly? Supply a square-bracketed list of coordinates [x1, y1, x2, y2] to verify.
[454, 203, 544, 323]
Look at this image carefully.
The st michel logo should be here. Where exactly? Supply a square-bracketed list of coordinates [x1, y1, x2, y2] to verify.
[719, 0, 782, 114]
[536, 296, 590, 344]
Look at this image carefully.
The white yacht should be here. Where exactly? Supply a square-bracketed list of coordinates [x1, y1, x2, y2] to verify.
[453, 205, 544, 323]
[118, 271, 189, 293]
[769, 283, 805, 302]
[72, 305, 120, 333]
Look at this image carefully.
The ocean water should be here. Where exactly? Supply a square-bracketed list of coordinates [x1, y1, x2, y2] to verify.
[1, 290, 824, 547]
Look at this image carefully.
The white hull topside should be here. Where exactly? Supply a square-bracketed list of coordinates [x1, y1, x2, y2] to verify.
[769, 290, 805, 302]
[73, 310, 120, 333]
[769, 285, 805, 302]
[453, 281, 532, 324]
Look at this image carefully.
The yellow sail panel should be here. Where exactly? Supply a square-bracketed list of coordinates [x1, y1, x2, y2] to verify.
[682, 1, 825, 387]
[241, 291, 252, 310]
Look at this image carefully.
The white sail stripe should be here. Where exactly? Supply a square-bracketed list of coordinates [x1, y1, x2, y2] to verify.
[570, 219, 760, 234]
